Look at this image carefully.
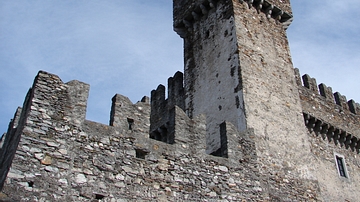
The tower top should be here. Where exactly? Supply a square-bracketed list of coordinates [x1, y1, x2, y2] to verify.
[173, 0, 293, 37]
[263, 0, 291, 14]
[174, 0, 291, 13]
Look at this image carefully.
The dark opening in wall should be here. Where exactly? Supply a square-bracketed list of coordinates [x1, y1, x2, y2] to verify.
[28, 181, 34, 187]
[150, 126, 166, 141]
[205, 30, 210, 38]
[127, 118, 134, 130]
[135, 148, 149, 159]
[95, 193, 106, 200]
[235, 96, 240, 108]
[335, 154, 348, 178]
[149, 124, 174, 144]
[210, 122, 228, 158]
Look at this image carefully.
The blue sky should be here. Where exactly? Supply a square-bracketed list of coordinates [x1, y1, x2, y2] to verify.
[1, 1, 359, 135]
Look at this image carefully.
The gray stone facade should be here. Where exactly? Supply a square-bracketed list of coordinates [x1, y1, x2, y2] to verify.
[0, 0, 359, 201]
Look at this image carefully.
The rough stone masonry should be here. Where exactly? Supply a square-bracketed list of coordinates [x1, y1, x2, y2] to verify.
[1, 0, 359, 201]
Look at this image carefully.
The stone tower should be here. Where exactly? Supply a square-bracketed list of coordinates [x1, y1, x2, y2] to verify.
[173, 0, 305, 156]
[172, 1, 360, 200]
[173, 0, 321, 195]
[1, 0, 359, 201]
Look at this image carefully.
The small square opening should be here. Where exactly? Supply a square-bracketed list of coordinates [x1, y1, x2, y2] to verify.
[135, 148, 149, 159]
[95, 193, 106, 200]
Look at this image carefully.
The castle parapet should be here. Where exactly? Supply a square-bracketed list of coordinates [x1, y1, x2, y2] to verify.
[66, 80, 90, 126]
[173, 0, 293, 37]
[299, 73, 359, 113]
[0, 107, 24, 190]
[295, 68, 360, 148]
[15, 71, 91, 138]
[0, 71, 92, 190]
[303, 113, 360, 154]
[150, 71, 185, 144]
[109, 94, 150, 133]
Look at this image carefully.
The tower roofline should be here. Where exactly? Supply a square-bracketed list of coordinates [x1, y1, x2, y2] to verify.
[174, 0, 293, 38]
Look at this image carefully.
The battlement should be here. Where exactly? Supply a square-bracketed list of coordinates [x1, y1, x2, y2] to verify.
[1, 65, 359, 200]
[174, 0, 292, 37]
[237, 0, 292, 21]
[109, 94, 150, 133]
[303, 113, 360, 154]
[295, 68, 360, 116]
[0, 71, 272, 200]
[295, 68, 360, 115]
[150, 71, 185, 144]
[295, 68, 360, 152]
[1, 0, 360, 200]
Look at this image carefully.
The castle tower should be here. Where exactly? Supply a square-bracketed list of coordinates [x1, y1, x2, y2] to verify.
[1, 1, 359, 200]
[173, 0, 318, 189]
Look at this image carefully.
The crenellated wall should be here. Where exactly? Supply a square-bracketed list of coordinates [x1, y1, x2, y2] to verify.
[109, 94, 150, 133]
[1, 0, 360, 201]
[295, 68, 360, 154]
[0, 69, 359, 201]
[0, 71, 90, 191]
[294, 68, 360, 201]
[173, 0, 293, 38]
[150, 71, 185, 144]
[0, 71, 284, 201]
[295, 68, 360, 116]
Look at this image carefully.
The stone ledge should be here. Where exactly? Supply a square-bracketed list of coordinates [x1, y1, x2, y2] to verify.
[303, 112, 360, 154]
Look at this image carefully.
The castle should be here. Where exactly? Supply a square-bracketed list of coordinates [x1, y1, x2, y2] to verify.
[1, 0, 359, 201]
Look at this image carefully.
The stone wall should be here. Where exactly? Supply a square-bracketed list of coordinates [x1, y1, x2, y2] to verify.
[0, 107, 25, 190]
[295, 68, 360, 137]
[230, 0, 322, 199]
[0, 69, 329, 201]
[1, 0, 360, 201]
[296, 68, 360, 201]
[0, 71, 89, 192]
[304, 125, 360, 201]
[110, 94, 150, 133]
[149, 71, 185, 144]
[1, 71, 275, 201]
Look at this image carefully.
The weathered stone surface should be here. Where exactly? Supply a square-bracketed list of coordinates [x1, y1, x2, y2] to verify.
[217, 165, 229, 172]
[46, 142, 60, 147]
[40, 155, 52, 165]
[44, 166, 59, 173]
[0, 1, 359, 201]
[75, 174, 87, 184]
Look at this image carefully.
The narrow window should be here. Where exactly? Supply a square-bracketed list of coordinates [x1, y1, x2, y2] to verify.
[335, 154, 348, 178]
[210, 122, 228, 158]
[127, 118, 134, 130]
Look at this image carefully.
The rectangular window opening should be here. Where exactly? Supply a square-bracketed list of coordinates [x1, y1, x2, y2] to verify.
[335, 154, 348, 178]
[210, 122, 228, 158]
[127, 118, 134, 130]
